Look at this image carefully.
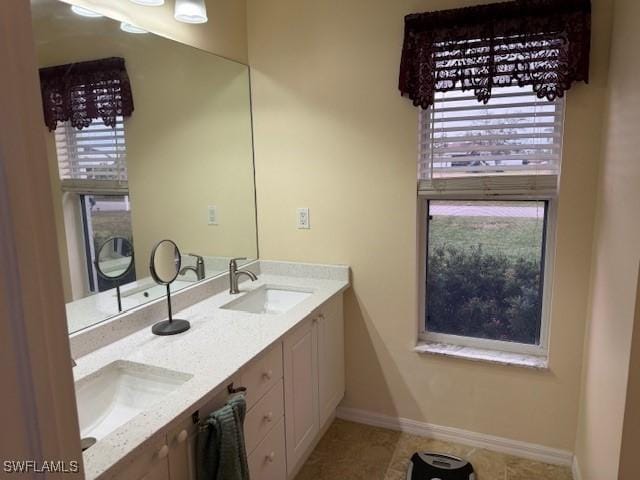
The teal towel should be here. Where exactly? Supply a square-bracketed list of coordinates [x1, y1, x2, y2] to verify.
[197, 394, 250, 480]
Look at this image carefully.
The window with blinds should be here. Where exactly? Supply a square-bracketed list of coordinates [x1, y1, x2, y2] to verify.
[418, 86, 565, 196]
[54, 116, 128, 193]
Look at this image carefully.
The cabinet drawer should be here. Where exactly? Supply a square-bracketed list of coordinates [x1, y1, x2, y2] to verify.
[240, 343, 283, 409]
[104, 433, 169, 480]
[248, 417, 286, 480]
[244, 379, 284, 454]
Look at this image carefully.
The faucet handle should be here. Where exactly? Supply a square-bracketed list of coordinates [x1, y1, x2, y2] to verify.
[185, 253, 204, 264]
[229, 257, 247, 269]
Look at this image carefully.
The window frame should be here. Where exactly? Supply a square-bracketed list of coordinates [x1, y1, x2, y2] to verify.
[417, 195, 557, 356]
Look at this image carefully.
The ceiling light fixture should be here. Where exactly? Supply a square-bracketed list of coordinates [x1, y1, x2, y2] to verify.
[174, 0, 208, 24]
[129, 0, 165, 6]
[70, 5, 103, 18]
[120, 22, 149, 34]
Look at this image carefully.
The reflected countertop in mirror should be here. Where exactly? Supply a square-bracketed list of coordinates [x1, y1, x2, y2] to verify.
[31, 0, 258, 334]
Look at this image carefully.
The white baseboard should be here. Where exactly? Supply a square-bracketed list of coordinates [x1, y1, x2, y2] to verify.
[336, 407, 573, 468]
[572, 455, 583, 480]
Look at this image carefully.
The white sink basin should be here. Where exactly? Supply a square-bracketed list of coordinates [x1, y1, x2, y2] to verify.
[75, 361, 192, 444]
[221, 285, 313, 315]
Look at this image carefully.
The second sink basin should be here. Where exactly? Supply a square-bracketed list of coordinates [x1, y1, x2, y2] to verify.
[75, 360, 192, 444]
[221, 285, 313, 315]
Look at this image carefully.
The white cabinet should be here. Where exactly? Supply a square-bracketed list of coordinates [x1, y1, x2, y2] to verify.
[243, 343, 285, 480]
[240, 343, 283, 410]
[105, 434, 170, 480]
[248, 417, 287, 480]
[139, 453, 170, 480]
[167, 417, 197, 480]
[109, 293, 344, 480]
[283, 317, 319, 473]
[317, 294, 345, 427]
[282, 293, 345, 477]
[244, 379, 284, 454]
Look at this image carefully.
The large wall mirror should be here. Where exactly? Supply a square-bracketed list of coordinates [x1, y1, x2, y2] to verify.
[31, 0, 258, 334]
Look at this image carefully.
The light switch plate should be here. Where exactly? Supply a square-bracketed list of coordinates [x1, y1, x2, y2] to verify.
[297, 208, 310, 229]
[208, 205, 218, 225]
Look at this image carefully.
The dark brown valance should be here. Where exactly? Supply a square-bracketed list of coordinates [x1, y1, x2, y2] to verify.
[399, 0, 591, 108]
[39, 57, 134, 131]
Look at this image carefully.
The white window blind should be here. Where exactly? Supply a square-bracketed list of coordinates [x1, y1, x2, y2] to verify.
[418, 86, 564, 196]
[54, 117, 128, 193]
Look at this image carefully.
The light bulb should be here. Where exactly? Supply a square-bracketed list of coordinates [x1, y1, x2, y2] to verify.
[174, 0, 208, 24]
[129, 0, 165, 5]
[70, 5, 103, 17]
[120, 22, 148, 34]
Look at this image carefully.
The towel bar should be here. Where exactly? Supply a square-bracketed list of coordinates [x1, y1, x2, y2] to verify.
[191, 383, 248, 424]
[227, 383, 247, 395]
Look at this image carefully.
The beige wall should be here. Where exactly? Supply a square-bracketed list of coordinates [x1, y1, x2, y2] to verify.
[59, 0, 248, 63]
[125, 41, 256, 274]
[574, 0, 640, 477]
[247, 0, 613, 450]
[35, 3, 257, 294]
[618, 270, 640, 479]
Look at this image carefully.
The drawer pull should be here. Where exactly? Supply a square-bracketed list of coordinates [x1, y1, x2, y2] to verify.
[263, 411, 274, 423]
[262, 369, 273, 380]
[177, 429, 188, 443]
[266, 452, 276, 463]
[157, 445, 169, 459]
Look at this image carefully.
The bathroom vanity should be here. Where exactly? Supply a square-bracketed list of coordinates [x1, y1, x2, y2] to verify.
[71, 261, 349, 479]
[30, 3, 348, 478]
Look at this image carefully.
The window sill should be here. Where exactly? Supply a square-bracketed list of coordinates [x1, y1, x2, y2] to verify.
[414, 341, 549, 370]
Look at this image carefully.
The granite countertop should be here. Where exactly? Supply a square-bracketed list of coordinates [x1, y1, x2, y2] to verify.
[73, 265, 349, 479]
[65, 256, 252, 334]
[65, 278, 196, 334]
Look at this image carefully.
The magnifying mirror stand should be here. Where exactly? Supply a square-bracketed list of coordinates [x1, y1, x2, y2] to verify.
[116, 285, 122, 312]
[151, 284, 191, 336]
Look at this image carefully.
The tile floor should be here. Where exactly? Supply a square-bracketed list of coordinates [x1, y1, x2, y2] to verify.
[295, 419, 573, 480]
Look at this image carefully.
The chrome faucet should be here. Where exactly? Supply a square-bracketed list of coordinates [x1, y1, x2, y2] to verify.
[179, 253, 205, 281]
[229, 257, 257, 294]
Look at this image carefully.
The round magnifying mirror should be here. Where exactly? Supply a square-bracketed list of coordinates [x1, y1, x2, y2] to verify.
[96, 237, 135, 281]
[95, 237, 135, 313]
[150, 239, 181, 285]
[150, 239, 190, 336]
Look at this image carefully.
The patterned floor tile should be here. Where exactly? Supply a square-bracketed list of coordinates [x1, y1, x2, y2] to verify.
[294, 419, 572, 480]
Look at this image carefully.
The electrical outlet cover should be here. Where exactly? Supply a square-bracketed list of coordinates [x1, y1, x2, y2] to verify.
[208, 205, 218, 225]
[297, 208, 310, 229]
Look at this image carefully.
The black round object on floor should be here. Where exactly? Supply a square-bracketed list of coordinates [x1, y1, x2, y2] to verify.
[151, 318, 191, 336]
[406, 452, 475, 480]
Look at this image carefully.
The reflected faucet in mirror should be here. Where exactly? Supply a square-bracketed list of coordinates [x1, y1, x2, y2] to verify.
[179, 253, 205, 281]
[229, 257, 257, 294]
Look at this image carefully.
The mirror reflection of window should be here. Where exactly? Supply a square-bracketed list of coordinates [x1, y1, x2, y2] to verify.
[80, 194, 136, 293]
[54, 116, 135, 293]
[55, 116, 127, 184]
